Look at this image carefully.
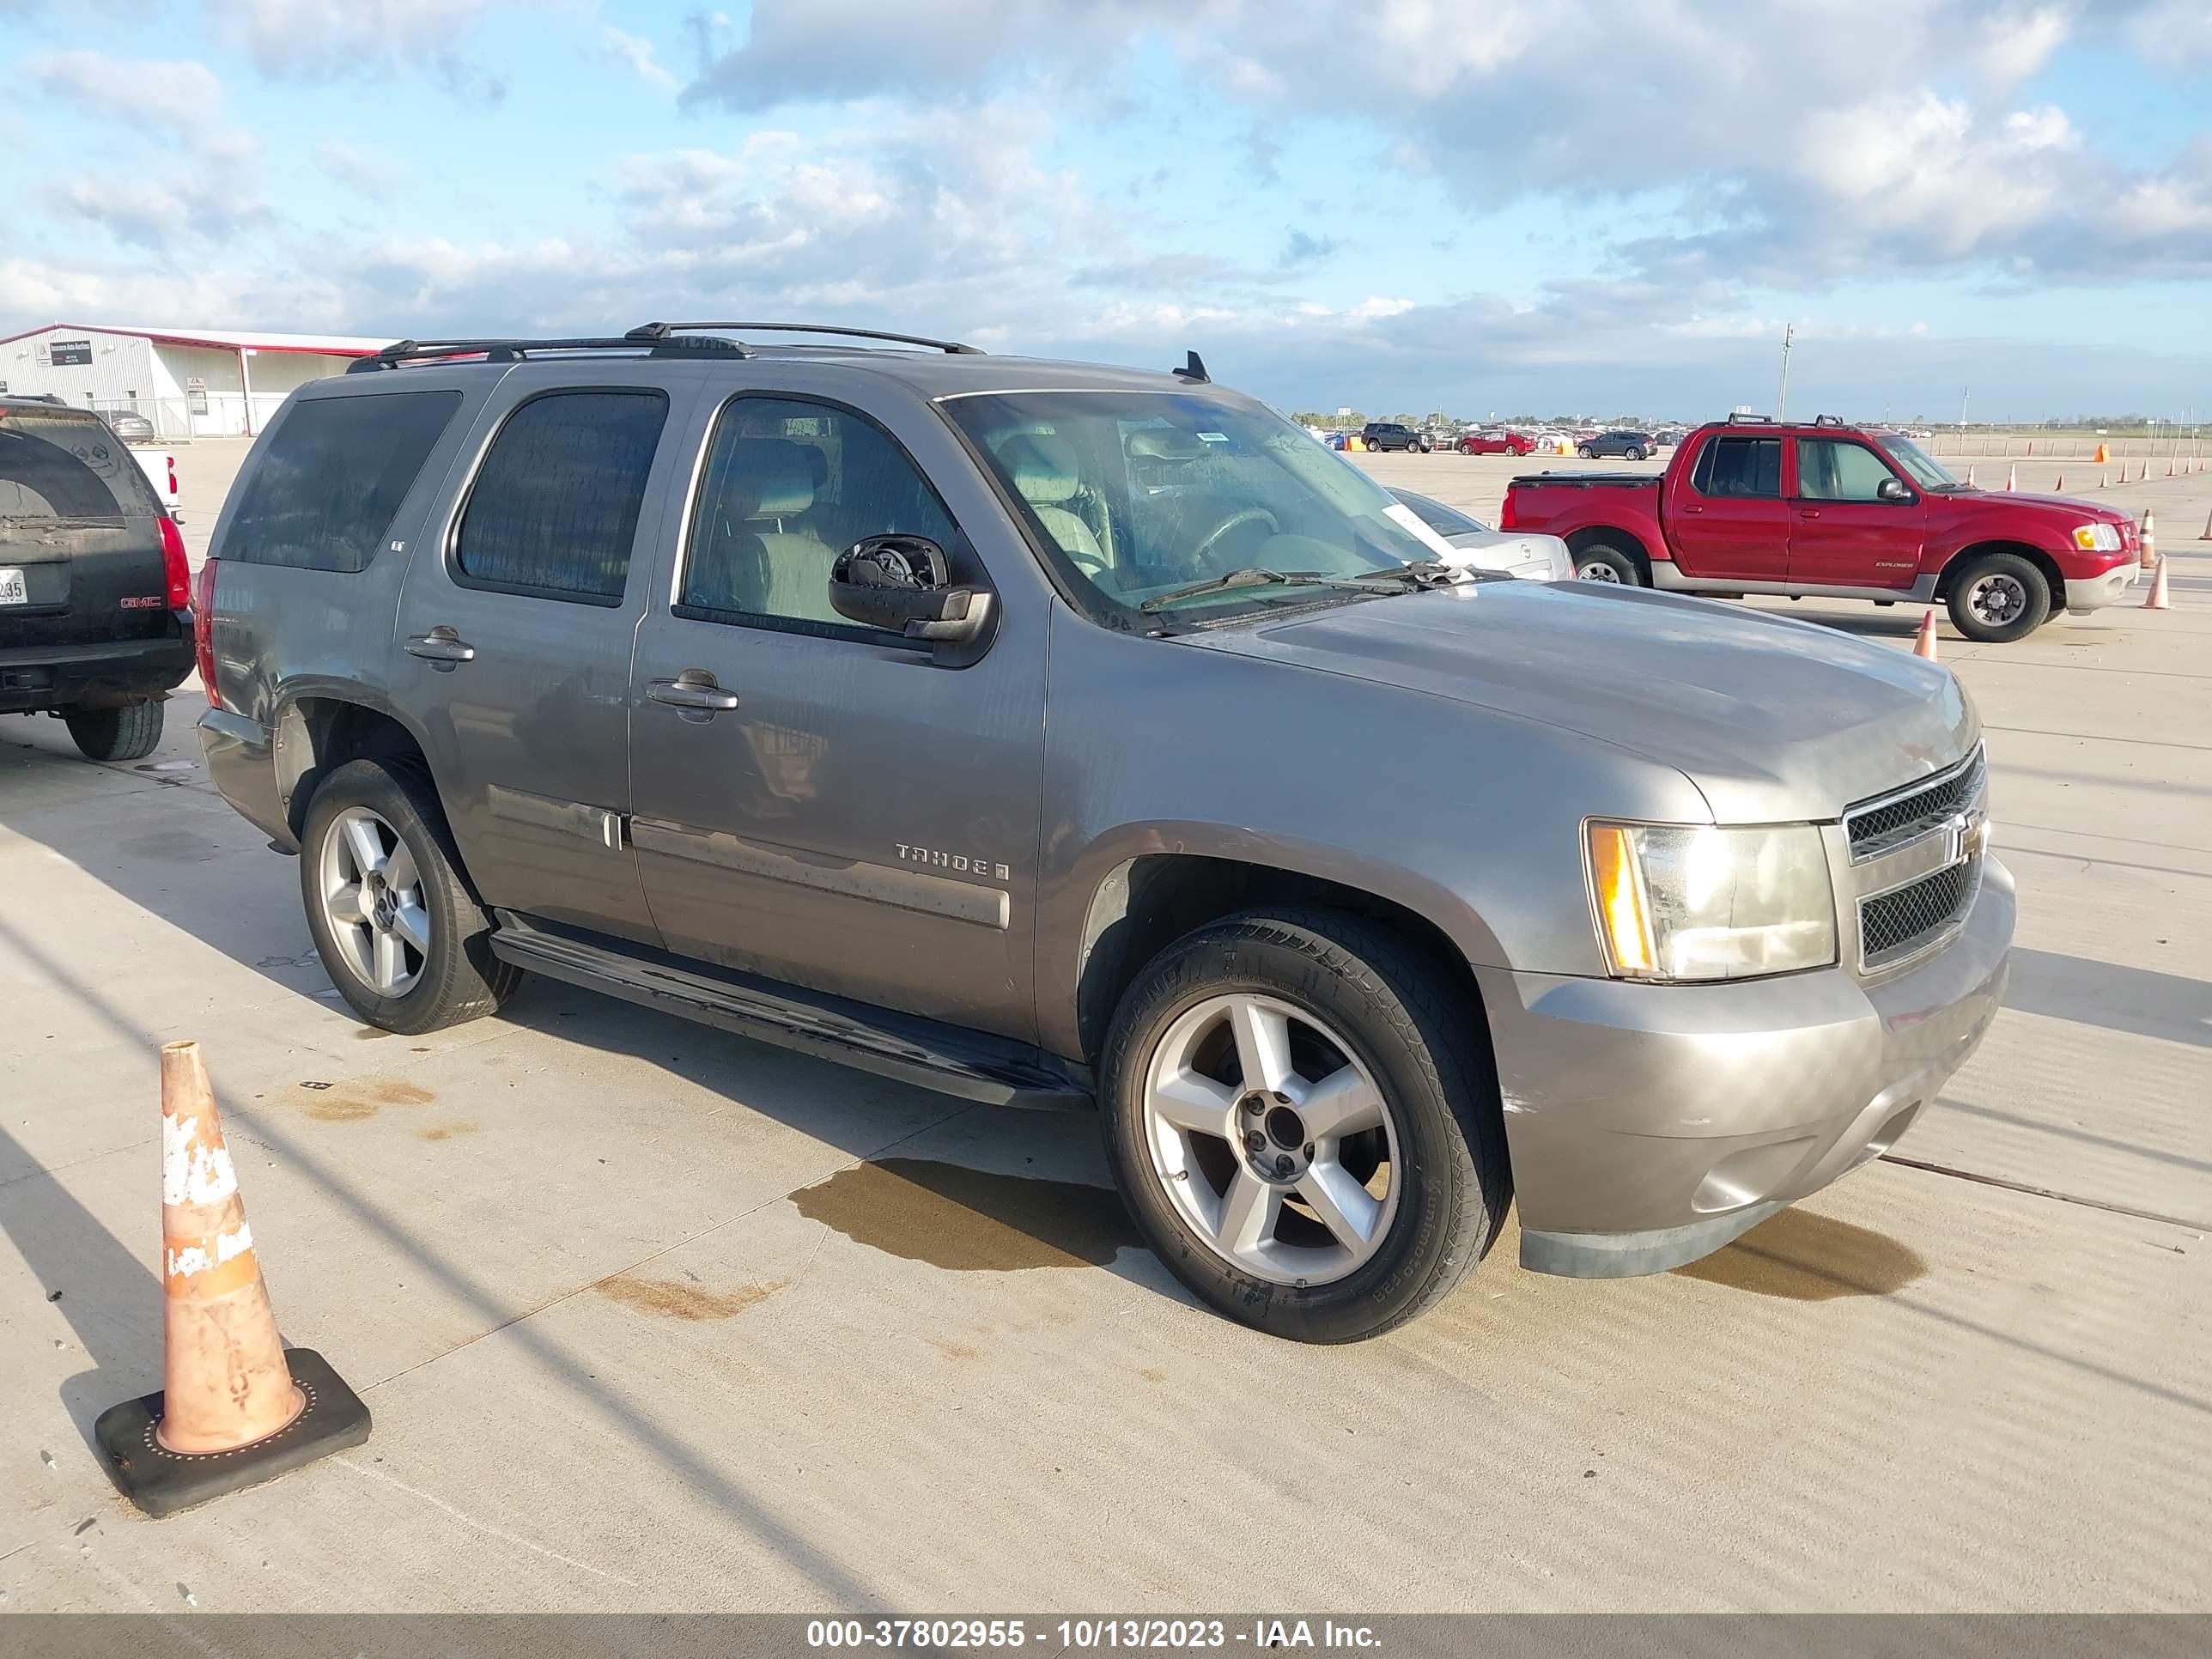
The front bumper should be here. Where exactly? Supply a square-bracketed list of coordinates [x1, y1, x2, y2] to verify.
[1477, 857, 2014, 1277]
[2064, 562, 2139, 614]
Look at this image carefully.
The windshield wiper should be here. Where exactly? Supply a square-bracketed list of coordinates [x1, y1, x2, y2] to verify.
[1371, 557, 1509, 586]
[1137, 567, 1413, 613]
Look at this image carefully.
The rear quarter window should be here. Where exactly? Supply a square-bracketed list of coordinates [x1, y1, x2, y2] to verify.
[1, 408, 161, 547]
[221, 390, 463, 573]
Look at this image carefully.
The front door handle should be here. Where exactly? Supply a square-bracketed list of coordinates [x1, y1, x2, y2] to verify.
[404, 627, 476, 666]
[1798, 507, 1822, 520]
[647, 671, 740, 712]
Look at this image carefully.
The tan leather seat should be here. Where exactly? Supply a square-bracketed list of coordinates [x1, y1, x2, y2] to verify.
[686, 438, 842, 623]
[999, 433, 1109, 574]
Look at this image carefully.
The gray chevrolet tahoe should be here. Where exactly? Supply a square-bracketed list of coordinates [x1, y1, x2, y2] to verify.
[198, 323, 2012, 1341]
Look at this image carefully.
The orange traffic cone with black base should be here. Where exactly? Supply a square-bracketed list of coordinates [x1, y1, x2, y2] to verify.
[1913, 608, 1940, 661]
[94, 1041, 368, 1516]
[2142, 558, 2171, 610]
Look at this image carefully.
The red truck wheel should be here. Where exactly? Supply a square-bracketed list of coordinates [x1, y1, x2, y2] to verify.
[1572, 545, 1642, 584]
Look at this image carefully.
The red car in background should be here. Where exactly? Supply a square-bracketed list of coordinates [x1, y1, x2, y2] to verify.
[1455, 429, 1534, 456]
[1500, 414, 2140, 642]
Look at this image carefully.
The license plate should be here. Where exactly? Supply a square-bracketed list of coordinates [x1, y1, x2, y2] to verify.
[0, 568, 27, 605]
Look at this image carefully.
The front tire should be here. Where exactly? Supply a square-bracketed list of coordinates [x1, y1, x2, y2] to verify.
[1099, 908, 1509, 1343]
[299, 757, 521, 1034]
[1946, 551, 2050, 643]
[64, 700, 163, 762]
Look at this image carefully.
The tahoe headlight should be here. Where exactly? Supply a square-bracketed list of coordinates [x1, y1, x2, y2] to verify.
[1584, 822, 1837, 981]
[2071, 522, 2122, 552]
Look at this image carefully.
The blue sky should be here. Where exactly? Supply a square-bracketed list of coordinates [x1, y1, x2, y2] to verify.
[3, 0, 2208, 421]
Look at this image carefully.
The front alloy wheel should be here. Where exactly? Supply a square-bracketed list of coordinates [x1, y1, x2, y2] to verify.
[1141, 994, 1400, 1285]
[1100, 908, 1509, 1341]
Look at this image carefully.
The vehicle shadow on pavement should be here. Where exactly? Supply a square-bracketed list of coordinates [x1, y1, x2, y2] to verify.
[2004, 945, 2211, 1049]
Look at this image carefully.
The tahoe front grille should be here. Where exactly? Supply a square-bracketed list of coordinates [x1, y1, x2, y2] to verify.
[1859, 862, 1978, 968]
[1844, 747, 1985, 861]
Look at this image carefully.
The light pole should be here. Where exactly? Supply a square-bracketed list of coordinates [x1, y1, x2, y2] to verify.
[1776, 323, 1794, 421]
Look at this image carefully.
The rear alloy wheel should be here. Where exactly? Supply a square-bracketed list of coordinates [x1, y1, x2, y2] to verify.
[1945, 551, 2050, 644]
[300, 757, 521, 1033]
[1578, 446, 1597, 459]
[64, 700, 164, 763]
[1626, 447, 1647, 461]
[1101, 908, 1508, 1342]
[1573, 544, 1642, 584]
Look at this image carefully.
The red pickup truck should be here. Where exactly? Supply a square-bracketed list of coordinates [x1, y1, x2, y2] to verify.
[1500, 415, 2140, 641]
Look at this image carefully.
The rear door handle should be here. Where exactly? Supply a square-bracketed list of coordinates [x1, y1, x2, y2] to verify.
[404, 628, 476, 665]
[647, 672, 740, 712]
[1680, 504, 1705, 514]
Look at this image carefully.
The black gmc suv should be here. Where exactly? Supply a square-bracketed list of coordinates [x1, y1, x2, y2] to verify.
[1, 396, 194, 761]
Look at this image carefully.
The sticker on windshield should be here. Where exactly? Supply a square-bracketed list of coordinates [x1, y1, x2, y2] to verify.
[1197, 432, 1229, 442]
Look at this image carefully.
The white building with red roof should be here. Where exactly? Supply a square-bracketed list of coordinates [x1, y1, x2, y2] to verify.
[0, 323, 393, 439]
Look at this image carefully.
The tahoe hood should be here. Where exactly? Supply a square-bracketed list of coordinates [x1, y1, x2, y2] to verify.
[1177, 581, 1978, 823]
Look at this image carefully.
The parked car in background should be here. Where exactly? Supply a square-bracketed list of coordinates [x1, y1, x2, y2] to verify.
[1579, 430, 1657, 460]
[1361, 421, 1425, 453]
[1386, 488, 1569, 580]
[1, 394, 194, 759]
[194, 323, 2009, 1343]
[1502, 413, 2140, 641]
[1455, 429, 1534, 456]
[101, 409, 155, 441]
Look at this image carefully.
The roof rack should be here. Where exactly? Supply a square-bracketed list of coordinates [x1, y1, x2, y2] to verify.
[629, 321, 984, 355]
[347, 334, 748, 373]
[1810, 413, 1845, 427]
[1724, 411, 1776, 423]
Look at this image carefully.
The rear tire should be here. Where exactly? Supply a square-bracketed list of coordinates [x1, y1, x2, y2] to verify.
[1578, 446, 1596, 459]
[64, 700, 163, 763]
[1572, 543, 1643, 584]
[298, 757, 522, 1034]
[1945, 551, 2050, 643]
[1099, 908, 1510, 1343]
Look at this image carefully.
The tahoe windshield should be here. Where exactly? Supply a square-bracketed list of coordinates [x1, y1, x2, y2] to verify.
[1874, 433, 1966, 491]
[945, 391, 1451, 624]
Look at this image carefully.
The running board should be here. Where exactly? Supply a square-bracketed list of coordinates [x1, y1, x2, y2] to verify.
[488, 913, 1093, 1111]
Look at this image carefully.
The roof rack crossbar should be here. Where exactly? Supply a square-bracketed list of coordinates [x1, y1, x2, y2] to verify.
[1723, 411, 1777, 423]
[632, 321, 984, 355]
[347, 334, 750, 373]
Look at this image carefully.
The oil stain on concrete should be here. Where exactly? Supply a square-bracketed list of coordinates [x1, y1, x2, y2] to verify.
[595, 1275, 786, 1321]
[304, 1077, 437, 1123]
[1673, 1207, 1926, 1300]
[793, 1158, 1140, 1273]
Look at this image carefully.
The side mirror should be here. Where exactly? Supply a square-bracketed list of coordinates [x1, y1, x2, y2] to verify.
[1877, 477, 1914, 503]
[829, 535, 994, 652]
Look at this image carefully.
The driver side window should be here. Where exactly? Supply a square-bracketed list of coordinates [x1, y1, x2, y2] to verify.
[679, 396, 959, 636]
[1797, 439, 1899, 502]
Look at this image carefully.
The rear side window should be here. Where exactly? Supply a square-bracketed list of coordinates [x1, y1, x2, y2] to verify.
[1, 408, 161, 547]
[453, 391, 667, 604]
[1691, 434, 1782, 499]
[222, 391, 461, 572]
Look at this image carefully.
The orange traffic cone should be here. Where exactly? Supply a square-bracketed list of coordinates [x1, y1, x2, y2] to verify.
[2141, 558, 2170, 610]
[1912, 608, 1940, 662]
[2141, 509, 2158, 572]
[2100, 471, 2109, 488]
[2005, 464, 2017, 491]
[2199, 505, 2212, 541]
[2094, 441, 2109, 464]
[93, 1041, 368, 1516]
[1966, 464, 1977, 487]
[2054, 473, 2063, 492]
[2168, 458, 2178, 477]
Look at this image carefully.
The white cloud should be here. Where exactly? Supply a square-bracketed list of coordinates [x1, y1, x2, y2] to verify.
[27, 52, 224, 130]
[1974, 3, 2074, 88]
[601, 26, 678, 92]
[206, 0, 504, 96]
[25, 52, 267, 252]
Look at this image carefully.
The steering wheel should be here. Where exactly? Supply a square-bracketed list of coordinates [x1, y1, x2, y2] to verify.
[1191, 507, 1280, 571]
[1068, 551, 1121, 592]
